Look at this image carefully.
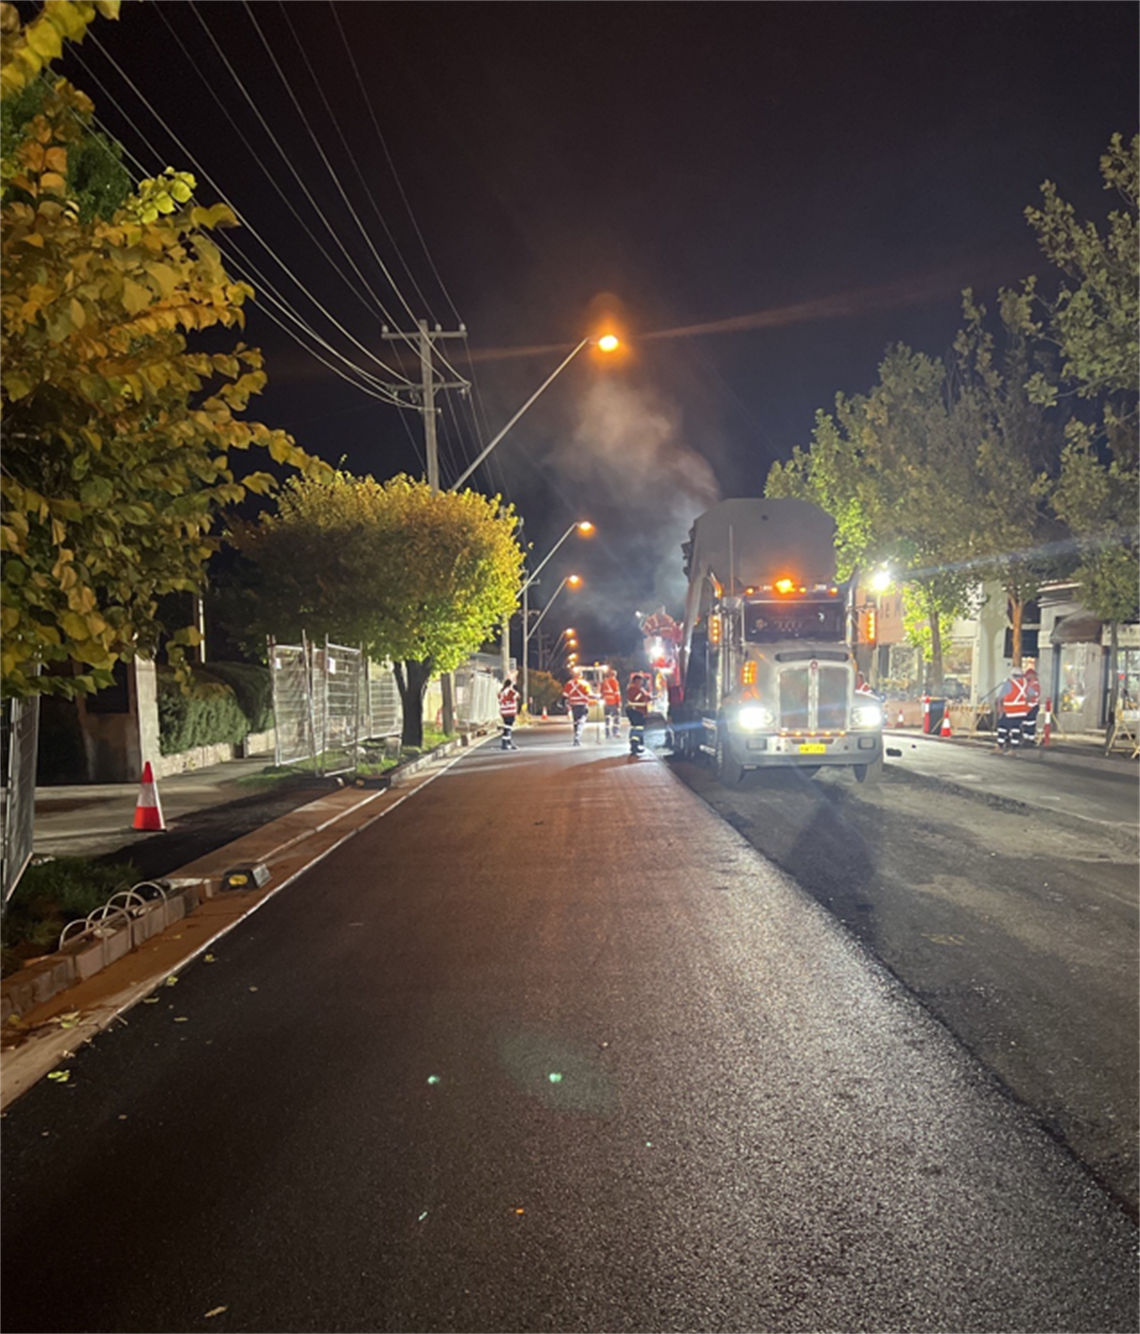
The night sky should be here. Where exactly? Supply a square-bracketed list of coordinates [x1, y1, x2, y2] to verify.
[58, 1, 1138, 661]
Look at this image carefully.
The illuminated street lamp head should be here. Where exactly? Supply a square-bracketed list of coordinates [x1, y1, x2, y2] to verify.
[596, 334, 620, 353]
[870, 567, 893, 594]
[568, 575, 582, 588]
[576, 521, 594, 535]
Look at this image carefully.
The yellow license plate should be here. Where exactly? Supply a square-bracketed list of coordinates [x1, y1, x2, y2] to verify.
[798, 744, 827, 755]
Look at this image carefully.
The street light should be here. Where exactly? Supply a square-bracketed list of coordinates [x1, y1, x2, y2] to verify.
[525, 576, 582, 705]
[520, 523, 593, 710]
[450, 336, 620, 491]
[545, 628, 577, 672]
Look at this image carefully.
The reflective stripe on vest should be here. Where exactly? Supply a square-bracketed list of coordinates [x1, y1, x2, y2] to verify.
[1003, 677, 1029, 715]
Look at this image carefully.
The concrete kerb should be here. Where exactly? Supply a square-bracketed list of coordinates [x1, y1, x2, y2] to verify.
[0, 731, 494, 1110]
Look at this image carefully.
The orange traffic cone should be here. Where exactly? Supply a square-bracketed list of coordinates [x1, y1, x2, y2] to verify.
[542, 706, 548, 720]
[940, 709, 953, 739]
[132, 761, 166, 831]
[897, 709, 904, 727]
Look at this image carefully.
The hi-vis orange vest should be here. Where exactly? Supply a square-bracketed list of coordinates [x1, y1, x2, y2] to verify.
[601, 677, 622, 707]
[1001, 674, 1030, 717]
[499, 685, 519, 717]
[564, 678, 592, 707]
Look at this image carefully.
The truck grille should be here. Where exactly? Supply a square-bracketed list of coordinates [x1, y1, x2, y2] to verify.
[777, 663, 849, 731]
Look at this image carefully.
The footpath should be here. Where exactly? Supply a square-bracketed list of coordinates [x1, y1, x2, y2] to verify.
[1, 721, 1132, 1112]
[0, 733, 494, 1111]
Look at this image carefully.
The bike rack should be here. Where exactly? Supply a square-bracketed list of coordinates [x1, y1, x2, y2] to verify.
[57, 880, 172, 952]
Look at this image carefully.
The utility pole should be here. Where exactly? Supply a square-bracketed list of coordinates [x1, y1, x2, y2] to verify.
[381, 320, 470, 733]
[381, 320, 469, 491]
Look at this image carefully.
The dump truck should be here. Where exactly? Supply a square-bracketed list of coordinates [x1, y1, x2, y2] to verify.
[668, 498, 883, 784]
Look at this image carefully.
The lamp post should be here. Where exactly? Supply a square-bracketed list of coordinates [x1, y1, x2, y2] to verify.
[520, 523, 592, 711]
[450, 336, 620, 492]
[524, 576, 581, 709]
[541, 628, 576, 673]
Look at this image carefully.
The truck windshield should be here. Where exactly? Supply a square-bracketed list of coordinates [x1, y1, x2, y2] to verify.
[743, 600, 846, 643]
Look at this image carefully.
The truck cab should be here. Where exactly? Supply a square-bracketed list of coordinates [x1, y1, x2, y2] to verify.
[671, 500, 884, 785]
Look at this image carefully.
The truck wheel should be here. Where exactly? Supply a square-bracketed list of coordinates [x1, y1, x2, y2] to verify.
[715, 729, 745, 787]
[854, 757, 883, 784]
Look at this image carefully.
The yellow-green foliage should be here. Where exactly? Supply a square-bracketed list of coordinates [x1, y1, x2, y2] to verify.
[0, 2, 329, 699]
[234, 472, 525, 674]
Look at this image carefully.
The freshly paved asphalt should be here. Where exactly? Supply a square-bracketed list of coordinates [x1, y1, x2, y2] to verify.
[2, 726, 1136, 1333]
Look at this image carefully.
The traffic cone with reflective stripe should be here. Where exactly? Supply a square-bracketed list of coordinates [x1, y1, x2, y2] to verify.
[940, 709, 953, 738]
[132, 761, 166, 831]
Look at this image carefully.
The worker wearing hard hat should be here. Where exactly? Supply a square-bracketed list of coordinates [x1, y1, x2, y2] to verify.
[562, 669, 593, 747]
[996, 667, 1030, 755]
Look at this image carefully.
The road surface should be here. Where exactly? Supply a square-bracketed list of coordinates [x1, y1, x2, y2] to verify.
[2, 727, 1136, 1333]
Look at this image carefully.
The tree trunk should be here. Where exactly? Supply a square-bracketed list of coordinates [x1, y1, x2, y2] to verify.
[394, 658, 433, 748]
[1104, 621, 1120, 754]
[1008, 592, 1024, 667]
[918, 582, 944, 690]
[440, 672, 456, 736]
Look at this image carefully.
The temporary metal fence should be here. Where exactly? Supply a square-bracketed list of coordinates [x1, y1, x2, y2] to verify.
[269, 638, 312, 768]
[454, 664, 501, 729]
[268, 635, 363, 777]
[2, 689, 40, 904]
[363, 660, 403, 742]
[269, 638, 505, 772]
[316, 641, 363, 776]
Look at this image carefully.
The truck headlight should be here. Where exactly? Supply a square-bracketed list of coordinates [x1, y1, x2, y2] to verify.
[852, 703, 883, 729]
[738, 705, 775, 730]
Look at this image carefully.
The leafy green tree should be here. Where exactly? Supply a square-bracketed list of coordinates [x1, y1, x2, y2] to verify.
[525, 669, 563, 715]
[232, 473, 524, 747]
[1024, 134, 1138, 721]
[950, 289, 1066, 666]
[0, 1, 325, 699]
[767, 344, 974, 686]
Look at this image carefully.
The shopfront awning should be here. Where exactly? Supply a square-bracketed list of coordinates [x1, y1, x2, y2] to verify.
[1050, 613, 1103, 645]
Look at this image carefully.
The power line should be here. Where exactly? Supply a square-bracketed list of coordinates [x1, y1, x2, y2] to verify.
[73, 38, 419, 391]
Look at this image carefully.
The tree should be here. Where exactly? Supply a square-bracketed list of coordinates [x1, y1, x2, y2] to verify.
[0, 1, 325, 700]
[1024, 134, 1139, 723]
[950, 289, 1066, 667]
[767, 344, 975, 686]
[232, 473, 524, 747]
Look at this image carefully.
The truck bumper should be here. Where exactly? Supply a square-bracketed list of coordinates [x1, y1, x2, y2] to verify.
[708, 726, 883, 770]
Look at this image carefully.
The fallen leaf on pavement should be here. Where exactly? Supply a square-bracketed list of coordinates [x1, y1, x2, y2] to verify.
[204, 1306, 228, 1319]
[164, 975, 179, 987]
[47, 1071, 70, 1083]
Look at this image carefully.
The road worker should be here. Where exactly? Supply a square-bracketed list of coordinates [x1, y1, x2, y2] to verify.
[563, 669, 593, 746]
[601, 668, 623, 739]
[1022, 659, 1042, 747]
[498, 677, 520, 750]
[626, 671, 652, 756]
[996, 667, 1030, 754]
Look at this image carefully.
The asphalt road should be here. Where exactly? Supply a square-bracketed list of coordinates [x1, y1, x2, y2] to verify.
[671, 737, 1140, 1220]
[2, 727, 1137, 1333]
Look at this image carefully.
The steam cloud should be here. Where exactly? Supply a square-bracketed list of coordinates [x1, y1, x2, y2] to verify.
[553, 378, 720, 640]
